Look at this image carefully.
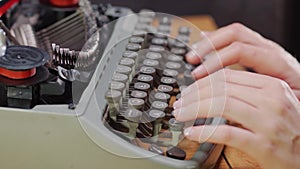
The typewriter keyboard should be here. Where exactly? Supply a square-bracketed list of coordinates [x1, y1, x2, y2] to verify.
[103, 11, 224, 163]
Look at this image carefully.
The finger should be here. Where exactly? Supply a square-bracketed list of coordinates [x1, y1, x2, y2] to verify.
[186, 23, 267, 65]
[180, 69, 268, 98]
[191, 42, 270, 79]
[184, 125, 258, 157]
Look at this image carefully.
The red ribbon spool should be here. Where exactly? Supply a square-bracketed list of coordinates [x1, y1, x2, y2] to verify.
[0, 67, 36, 79]
[49, 0, 79, 7]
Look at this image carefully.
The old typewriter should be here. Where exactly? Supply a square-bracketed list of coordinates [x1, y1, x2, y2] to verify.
[0, 0, 225, 169]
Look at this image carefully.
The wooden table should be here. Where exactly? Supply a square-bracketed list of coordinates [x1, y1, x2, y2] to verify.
[180, 15, 262, 169]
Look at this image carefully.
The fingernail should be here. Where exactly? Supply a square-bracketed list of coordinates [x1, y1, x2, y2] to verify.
[173, 99, 181, 109]
[184, 127, 193, 136]
[192, 65, 205, 77]
[186, 50, 197, 58]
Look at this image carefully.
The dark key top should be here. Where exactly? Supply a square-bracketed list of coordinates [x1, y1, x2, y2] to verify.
[120, 58, 135, 67]
[116, 65, 132, 77]
[154, 92, 170, 102]
[166, 146, 186, 160]
[146, 52, 162, 60]
[161, 77, 177, 87]
[129, 36, 144, 44]
[126, 43, 142, 51]
[151, 101, 168, 111]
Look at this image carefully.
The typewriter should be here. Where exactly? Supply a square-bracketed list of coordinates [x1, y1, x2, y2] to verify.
[0, 0, 225, 169]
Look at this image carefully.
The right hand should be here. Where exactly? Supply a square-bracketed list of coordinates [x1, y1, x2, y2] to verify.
[186, 23, 300, 99]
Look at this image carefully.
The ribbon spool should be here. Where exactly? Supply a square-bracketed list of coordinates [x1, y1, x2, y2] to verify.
[49, 0, 79, 7]
[0, 45, 50, 80]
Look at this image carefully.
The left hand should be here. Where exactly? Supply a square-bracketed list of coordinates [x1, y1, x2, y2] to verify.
[173, 69, 300, 169]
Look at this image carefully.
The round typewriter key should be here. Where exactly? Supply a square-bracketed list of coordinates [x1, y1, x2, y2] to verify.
[154, 92, 170, 102]
[163, 69, 179, 77]
[176, 35, 190, 43]
[178, 26, 191, 35]
[112, 73, 128, 84]
[165, 62, 181, 70]
[161, 77, 177, 87]
[105, 90, 122, 102]
[184, 70, 194, 85]
[171, 47, 186, 55]
[166, 147, 186, 160]
[149, 144, 164, 155]
[140, 66, 156, 76]
[129, 36, 144, 44]
[139, 9, 155, 18]
[128, 98, 145, 110]
[151, 101, 168, 111]
[109, 81, 126, 97]
[149, 109, 165, 120]
[154, 33, 167, 39]
[146, 52, 162, 60]
[119, 58, 135, 67]
[135, 23, 149, 30]
[116, 65, 132, 76]
[149, 109, 165, 139]
[143, 59, 159, 67]
[151, 38, 167, 46]
[149, 45, 165, 52]
[134, 82, 151, 92]
[137, 74, 153, 85]
[123, 51, 138, 59]
[124, 109, 143, 138]
[169, 118, 184, 131]
[167, 54, 183, 62]
[157, 85, 173, 95]
[131, 90, 147, 100]
[126, 43, 141, 51]
[158, 25, 170, 33]
[133, 30, 147, 36]
[174, 41, 186, 48]
[159, 16, 172, 25]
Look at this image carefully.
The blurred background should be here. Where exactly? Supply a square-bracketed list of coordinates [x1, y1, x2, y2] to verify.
[92, 0, 299, 60]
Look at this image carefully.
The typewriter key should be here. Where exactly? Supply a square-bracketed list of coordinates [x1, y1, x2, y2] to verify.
[123, 51, 138, 59]
[161, 77, 177, 87]
[154, 92, 170, 103]
[166, 146, 186, 160]
[149, 45, 165, 52]
[174, 41, 186, 48]
[159, 17, 172, 25]
[169, 118, 184, 146]
[158, 25, 170, 33]
[119, 58, 135, 69]
[163, 69, 179, 77]
[149, 109, 165, 140]
[105, 90, 122, 120]
[185, 63, 196, 71]
[139, 9, 155, 18]
[146, 52, 162, 60]
[140, 66, 156, 77]
[151, 38, 168, 46]
[151, 101, 168, 111]
[184, 70, 194, 85]
[149, 144, 164, 155]
[124, 109, 143, 138]
[128, 98, 145, 110]
[129, 36, 144, 44]
[133, 30, 147, 37]
[154, 33, 168, 39]
[134, 82, 151, 93]
[131, 90, 147, 100]
[143, 59, 159, 67]
[170, 47, 186, 56]
[137, 74, 153, 85]
[165, 62, 181, 70]
[157, 85, 173, 95]
[176, 35, 190, 43]
[112, 73, 128, 84]
[178, 26, 191, 35]
[109, 81, 126, 98]
[116, 65, 132, 78]
[167, 54, 183, 62]
[126, 43, 141, 51]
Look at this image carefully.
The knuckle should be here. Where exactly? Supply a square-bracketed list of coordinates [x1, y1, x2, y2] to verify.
[228, 23, 245, 37]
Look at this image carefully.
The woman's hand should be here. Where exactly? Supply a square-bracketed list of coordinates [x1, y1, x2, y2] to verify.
[186, 23, 300, 99]
[173, 69, 300, 169]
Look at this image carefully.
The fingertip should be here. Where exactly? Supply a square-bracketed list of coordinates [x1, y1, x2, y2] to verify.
[186, 51, 201, 65]
[192, 65, 206, 79]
